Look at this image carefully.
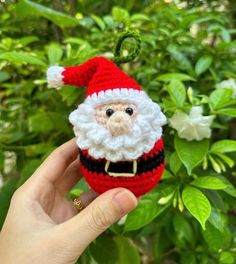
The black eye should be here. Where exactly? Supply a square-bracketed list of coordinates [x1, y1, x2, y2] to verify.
[106, 108, 114, 117]
[125, 107, 133, 116]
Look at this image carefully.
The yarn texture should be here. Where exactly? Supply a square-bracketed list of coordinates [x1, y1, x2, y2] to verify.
[79, 138, 165, 197]
[46, 56, 167, 197]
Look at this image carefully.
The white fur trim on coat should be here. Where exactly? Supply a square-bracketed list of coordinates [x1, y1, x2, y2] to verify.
[84, 88, 150, 106]
[46, 66, 65, 89]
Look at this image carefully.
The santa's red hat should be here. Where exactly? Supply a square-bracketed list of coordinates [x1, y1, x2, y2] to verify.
[46, 56, 149, 105]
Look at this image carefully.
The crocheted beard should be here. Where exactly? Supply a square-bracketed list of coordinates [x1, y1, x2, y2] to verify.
[47, 56, 167, 197]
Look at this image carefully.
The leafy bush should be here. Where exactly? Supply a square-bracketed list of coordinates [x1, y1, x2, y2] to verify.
[1, 0, 236, 263]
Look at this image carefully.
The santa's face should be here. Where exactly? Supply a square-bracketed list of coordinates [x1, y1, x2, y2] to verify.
[69, 90, 166, 163]
[95, 102, 137, 136]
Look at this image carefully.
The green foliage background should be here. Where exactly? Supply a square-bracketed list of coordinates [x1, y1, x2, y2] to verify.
[1, 0, 236, 263]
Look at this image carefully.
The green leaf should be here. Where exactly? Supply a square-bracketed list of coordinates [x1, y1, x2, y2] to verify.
[29, 112, 54, 132]
[68, 188, 82, 199]
[16, 0, 81, 28]
[130, 13, 150, 22]
[162, 169, 174, 179]
[180, 253, 196, 264]
[28, 112, 68, 132]
[219, 252, 235, 264]
[47, 43, 63, 65]
[17, 159, 42, 187]
[91, 15, 106, 31]
[216, 176, 236, 198]
[220, 29, 231, 43]
[18, 36, 39, 46]
[169, 151, 182, 175]
[209, 89, 235, 110]
[211, 140, 236, 153]
[214, 108, 236, 117]
[182, 186, 211, 229]
[191, 14, 224, 25]
[157, 73, 195, 82]
[205, 190, 225, 211]
[166, 80, 186, 107]
[159, 28, 171, 37]
[78, 249, 92, 263]
[72, 178, 89, 193]
[167, 44, 193, 71]
[0, 149, 4, 172]
[59, 85, 84, 106]
[113, 236, 140, 264]
[89, 235, 119, 264]
[0, 51, 46, 66]
[112, 6, 130, 24]
[0, 179, 18, 228]
[195, 55, 212, 75]
[0, 71, 10, 83]
[161, 98, 177, 112]
[175, 136, 209, 175]
[0, 131, 24, 144]
[124, 189, 169, 232]
[202, 222, 230, 252]
[191, 176, 227, 190]
[208, 207, 225, 232]
[153, 230, 173, 261]
[173, 214, 194, 243]
[24, 143, 54, 156]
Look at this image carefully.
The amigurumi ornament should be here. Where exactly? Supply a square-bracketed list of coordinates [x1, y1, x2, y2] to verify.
[47, 56, 167, 197]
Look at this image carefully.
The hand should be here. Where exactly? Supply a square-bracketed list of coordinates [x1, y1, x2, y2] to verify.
[0, 139, 137, 264]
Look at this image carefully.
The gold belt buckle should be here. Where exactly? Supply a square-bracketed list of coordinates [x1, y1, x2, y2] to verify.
[105, 160, 137, 177]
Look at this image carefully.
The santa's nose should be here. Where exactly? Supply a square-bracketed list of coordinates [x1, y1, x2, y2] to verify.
[107, 111, 132, 136]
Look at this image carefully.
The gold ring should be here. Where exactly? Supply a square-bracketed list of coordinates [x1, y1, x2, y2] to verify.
[73, 197, 85, 212]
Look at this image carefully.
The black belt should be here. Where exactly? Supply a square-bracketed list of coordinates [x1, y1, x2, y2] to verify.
[79, 148, 165, 176]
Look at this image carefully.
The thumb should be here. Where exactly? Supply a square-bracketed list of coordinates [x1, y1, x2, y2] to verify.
[57, 188, 137, 254]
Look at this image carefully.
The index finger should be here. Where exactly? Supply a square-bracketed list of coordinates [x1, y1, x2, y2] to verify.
[29, 138, 78, 186]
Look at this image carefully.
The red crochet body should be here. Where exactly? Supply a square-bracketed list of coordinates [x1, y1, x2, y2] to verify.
[79, 138, 165, 197]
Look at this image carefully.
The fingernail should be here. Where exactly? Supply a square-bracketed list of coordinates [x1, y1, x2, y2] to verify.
[113, 189, 138, 214]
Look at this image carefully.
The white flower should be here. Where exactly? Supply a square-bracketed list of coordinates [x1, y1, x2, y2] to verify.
[216, 78, 236, 98]
[169, 106, 215, 141]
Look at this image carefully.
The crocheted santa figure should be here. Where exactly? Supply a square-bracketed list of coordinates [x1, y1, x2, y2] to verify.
[47, 56, 166, 197]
